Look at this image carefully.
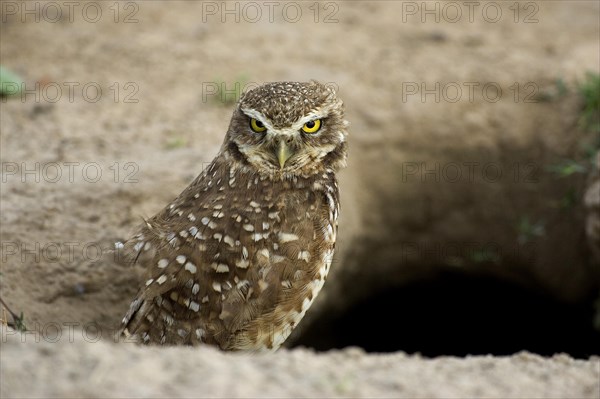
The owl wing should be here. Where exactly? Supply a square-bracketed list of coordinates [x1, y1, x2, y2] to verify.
[119, 166, 248, 345]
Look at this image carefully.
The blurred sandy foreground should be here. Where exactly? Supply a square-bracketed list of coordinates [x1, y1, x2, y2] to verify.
[1, 328, 598, 398]
[1, 0, 600, 398]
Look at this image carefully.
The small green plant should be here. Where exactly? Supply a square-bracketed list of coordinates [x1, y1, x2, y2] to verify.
[545, 73, 599, 177]
[211, 74, 250, 105]
[578, 72, 600, 134]
[555, 77, 569, 98]
[0, 66, 23, 97]
[536, 77, 569, 102]
[0, 296, 27, 332]
[558, 187, 578, 210]
[165, 136, 187, 150]
[517, 217, 545, 245]
[546, 159, 588, 178]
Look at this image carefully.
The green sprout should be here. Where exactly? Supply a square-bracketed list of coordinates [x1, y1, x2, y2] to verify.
[211, 74, 250, 105]
[517, 217, 545, 245]
[0, 66, 23, 97]
[578, 72, 600, 134]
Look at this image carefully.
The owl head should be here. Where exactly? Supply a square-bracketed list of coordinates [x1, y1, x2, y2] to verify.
[223, 81, 348, 179]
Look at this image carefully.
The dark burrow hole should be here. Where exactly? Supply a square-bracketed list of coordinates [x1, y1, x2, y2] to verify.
[292, 271, 600, 358]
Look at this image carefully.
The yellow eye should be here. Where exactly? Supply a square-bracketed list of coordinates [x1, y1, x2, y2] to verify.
[302, 119, 321, 134]
[250, 118, 267, 133]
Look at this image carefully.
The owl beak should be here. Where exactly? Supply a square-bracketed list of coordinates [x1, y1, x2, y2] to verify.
[277, 140, 293, 169]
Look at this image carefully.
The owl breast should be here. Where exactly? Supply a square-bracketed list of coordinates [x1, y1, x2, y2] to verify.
[121, 156, 340, 351]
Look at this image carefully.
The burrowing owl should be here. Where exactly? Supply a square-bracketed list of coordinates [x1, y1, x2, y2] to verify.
[118, 81, 348, 351]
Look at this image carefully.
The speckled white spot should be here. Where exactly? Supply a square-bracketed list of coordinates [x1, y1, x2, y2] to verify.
[189, 301, 200, 312]
[224, 235, 235, 247]
[257, 248, 269, 259]
[278, 232, 299, 243]
[327, 224, 334, 236]
[281, 280, 292, 289]
[195, 232, 205, 240]
[176, 255, 186, 264]
[185, 262, 197, 274]
[157, 259, 169, 269]
[272, 255, 286, 263]
[298, 251, 311, 262]
[215, 263, 229, 273]
[157, 275, 167, 285]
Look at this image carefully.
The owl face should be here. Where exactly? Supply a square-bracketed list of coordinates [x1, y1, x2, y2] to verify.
[224, 81, 348, 178]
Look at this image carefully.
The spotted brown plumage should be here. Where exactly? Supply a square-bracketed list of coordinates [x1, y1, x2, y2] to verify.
[118, 81, 348, 351]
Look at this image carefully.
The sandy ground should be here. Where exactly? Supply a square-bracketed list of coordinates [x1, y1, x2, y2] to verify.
[1, 0, 600, 397]
[2, 329, 599, 398]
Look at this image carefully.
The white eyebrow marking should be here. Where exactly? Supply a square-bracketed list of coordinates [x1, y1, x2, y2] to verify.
[290, 101, 339, 132]
[240, 108, 274, 131]
[291, 111, 328, 132]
